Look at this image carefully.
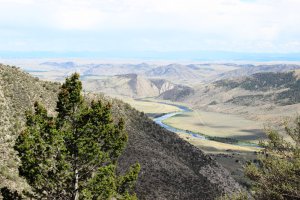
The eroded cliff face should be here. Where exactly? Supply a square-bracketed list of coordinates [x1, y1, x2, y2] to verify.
[128, 74, 160, 97]
[159, 81, 176, 94]
[149, 79, 190, 95]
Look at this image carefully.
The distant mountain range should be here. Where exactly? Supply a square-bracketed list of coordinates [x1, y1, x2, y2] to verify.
[142, 64, 206, 80]
[160, 68, 300, 106]
[40, 62, 157, 76]
[203, 64, 300, 83]
[2, 50, 300, 61]
[40, 62, 300, 87]
[84, 63, 155, 76]
[40, 61, 78, 68]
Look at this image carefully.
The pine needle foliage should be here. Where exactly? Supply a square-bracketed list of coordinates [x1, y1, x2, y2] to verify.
[243, 115, 300, 199]
[8, 73, 140, 200]
[0, 187, 22, 200]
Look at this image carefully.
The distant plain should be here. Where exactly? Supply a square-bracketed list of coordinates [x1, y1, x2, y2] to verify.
[0, 58, 264, 85]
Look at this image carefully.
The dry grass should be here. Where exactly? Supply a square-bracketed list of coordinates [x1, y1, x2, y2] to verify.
[162, 110, 266, 143]
[120, 98, 183, 118]
[175, 130, 260, 188]
[175, 131, 260, 154]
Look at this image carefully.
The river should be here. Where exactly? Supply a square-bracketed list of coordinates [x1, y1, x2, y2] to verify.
[153, 104, 207, 140]
[151, 102, 260, 148]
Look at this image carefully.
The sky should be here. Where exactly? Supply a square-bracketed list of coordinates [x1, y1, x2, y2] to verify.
[0, 0, 300, 53]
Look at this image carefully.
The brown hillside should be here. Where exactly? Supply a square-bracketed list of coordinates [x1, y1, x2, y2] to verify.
[159, 69, 300, 131]
[203, 64, 300, 83]
[83, 73, 160, 98]
[0, 64, 241, 199]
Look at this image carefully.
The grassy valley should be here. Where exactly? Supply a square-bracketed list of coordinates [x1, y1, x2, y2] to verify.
[120, 98, 183, 119]
[158, 69, 300, 140]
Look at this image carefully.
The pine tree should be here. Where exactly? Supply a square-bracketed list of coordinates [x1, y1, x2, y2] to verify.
[244, 116, 300, 199]
[7, 73, 140, 200]
[0, 187, 22, 200]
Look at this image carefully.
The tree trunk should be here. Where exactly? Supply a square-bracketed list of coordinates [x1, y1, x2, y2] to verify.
[72, 168, 79, 200]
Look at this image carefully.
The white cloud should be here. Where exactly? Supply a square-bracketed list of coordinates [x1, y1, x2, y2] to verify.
[54, 6, 104, 30]
[280, 41, 300, 53]
[0, 0, 34, 4]
[0, 0, 300, 52]
[221, 1, 237, 6]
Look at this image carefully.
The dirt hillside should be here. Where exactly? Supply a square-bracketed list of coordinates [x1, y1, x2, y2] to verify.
[83, 73, 160, 98]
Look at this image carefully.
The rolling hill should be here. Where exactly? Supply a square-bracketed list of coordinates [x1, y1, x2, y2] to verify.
[83, 73, 189, 99]
[203, 64, 300, 83]
[0, 64, 241, 199]
[83, 73, 160, 98]
[158, 68, 300, 129]
[143, 64, 206, 80]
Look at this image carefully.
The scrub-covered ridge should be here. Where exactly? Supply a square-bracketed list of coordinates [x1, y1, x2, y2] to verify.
[0, 64, 241, 199]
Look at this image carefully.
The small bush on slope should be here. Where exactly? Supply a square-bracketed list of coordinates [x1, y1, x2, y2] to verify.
[221, 115, 300, 199]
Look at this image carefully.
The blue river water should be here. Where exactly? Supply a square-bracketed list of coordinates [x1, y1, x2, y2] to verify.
[151, 102, 260, 148]
[153, 104, 207, 139]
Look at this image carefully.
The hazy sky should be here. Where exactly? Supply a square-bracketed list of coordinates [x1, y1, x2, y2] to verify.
[1, 0, 299, 53]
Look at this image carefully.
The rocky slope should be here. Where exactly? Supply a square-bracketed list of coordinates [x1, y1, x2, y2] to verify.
[0, 64, 241, 199]
[149, 79, 190, 94]
[0, 65, 61, 194]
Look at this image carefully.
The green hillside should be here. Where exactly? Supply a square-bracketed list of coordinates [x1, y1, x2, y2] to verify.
[215, 71, 300, 105]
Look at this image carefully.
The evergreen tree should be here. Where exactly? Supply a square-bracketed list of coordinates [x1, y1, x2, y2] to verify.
[0, 187, 22, 200]
[244, 116, 300, 199]
[6, 73, 140, 200]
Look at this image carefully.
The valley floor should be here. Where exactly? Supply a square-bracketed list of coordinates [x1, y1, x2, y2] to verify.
[163, 109, 265, 144]
[122, 97, 265, 188]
